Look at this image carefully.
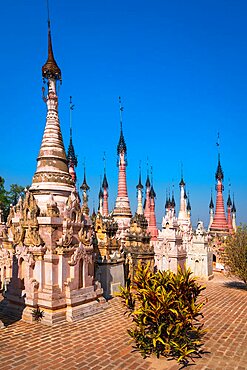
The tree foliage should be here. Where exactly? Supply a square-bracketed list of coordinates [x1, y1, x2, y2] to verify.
[7, 184, 25, 206]
[223, 225, 247, 284]
[118, 264, 206, 365]
[0, 177, 10, 221]
[0, 177, 27, 221]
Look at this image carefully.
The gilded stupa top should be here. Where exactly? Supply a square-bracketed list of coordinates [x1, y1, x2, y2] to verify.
[42, 21, 61, 81]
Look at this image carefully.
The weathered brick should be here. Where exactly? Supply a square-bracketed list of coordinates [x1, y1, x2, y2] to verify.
[0, 272, 246, 369]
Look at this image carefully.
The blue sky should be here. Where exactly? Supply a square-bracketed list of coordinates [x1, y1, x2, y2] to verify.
[0, 0, 247, 227]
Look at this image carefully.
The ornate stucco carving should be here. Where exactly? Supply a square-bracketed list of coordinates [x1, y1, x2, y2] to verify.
[56, 223, 74, 249]
[68, 242, 93, 266]
[65, 190, 81, 221]
[0, 247, 13, 268]
[47, 194, 60, 217]
[15, 245, 35, 267]
[11, 224, 25, 246]
[24, 225, 44, 248]
[32, 172, 74, 185]
[23, 191, 40, 223]
[78, 226, 92, 246]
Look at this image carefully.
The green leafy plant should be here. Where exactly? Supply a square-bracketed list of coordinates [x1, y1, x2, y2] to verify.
[32, 306, 45, 322]
[118, 264, 206, 365]
[223, 224, 247, 284]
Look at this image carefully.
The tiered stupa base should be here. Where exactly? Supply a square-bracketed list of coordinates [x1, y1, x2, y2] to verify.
[4, 283, 107, 326]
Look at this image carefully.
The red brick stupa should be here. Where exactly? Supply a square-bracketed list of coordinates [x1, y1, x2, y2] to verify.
[209, 155, 229, 235]
[113, 98, 132, 237]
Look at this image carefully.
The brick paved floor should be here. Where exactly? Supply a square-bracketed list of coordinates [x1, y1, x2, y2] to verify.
[0, 272, 246, 370]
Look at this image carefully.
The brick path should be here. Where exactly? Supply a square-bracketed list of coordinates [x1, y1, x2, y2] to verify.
[0, 272, 246, 370]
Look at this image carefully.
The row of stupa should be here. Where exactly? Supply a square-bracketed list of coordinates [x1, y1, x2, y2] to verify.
[0, 19, 237, 325]
[67, 106, 237, 243]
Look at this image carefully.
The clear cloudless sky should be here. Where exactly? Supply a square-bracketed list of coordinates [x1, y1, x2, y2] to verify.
[0, 0, 247, 228]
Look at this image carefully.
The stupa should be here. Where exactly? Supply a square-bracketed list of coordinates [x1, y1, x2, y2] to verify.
[1, 20, 106, 325]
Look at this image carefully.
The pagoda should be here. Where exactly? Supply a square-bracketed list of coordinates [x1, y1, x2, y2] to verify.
[155, 188, 186, 273]
[209, 155, 229, 235]
[113, 98, 132, 238]
[147, 185, 158, 241]
[177, 176, 193, 251]
[1, 20, 106, 324]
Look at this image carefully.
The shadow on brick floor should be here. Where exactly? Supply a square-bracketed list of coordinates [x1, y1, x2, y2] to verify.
[223, 281, 247, 291]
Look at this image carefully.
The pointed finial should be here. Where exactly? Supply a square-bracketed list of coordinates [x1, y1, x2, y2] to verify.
[69, 96, 75, 137]
[67, 95, 77, 168]
[179, 169, 185, 187]
[187, 191, 191, 211]
[179, 163, 185, 186]
[80, 159, 90, 191]
[103, 151, 106, 173]
[119, 96, 123, 128]
[42, 3, 61, 82]
[136, 161, 143, 189]
[216, 132, 220, 160]
[232, 193, 236, 213]
[227, 193, 232, 207]
[145, 157, 151, 188]
[227, 180, 232, 207]
[117, 97, 127, 156]
[102, 152, 108, 189]
[209, 189, 214, 209]
[99, 176, 103, 199]
[215, 135, 224, 180]
[46, 0, 51, 29]
[165, 189, 168, 209]
[171, 183, 175, 208]
[149, 166, 156, 198]
[150, 184, 156, 199]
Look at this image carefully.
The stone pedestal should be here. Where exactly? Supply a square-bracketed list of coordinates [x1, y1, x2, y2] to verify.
[96, 259, 125, 299]
[93, 213, 125, 299]
[2, 192, 107, 325]
[124, 213, 154, 281]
